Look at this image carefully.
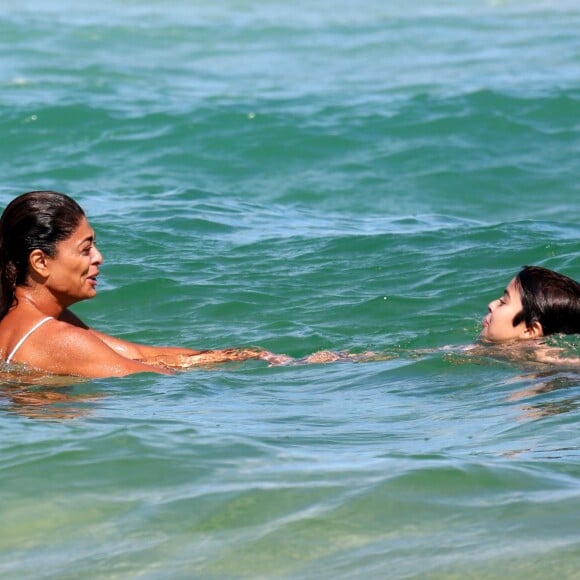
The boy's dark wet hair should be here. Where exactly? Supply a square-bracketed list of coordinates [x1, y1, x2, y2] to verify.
[512, 266, 580, 335]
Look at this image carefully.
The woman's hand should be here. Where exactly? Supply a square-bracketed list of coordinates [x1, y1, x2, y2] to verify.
[146, 347, 293, 369]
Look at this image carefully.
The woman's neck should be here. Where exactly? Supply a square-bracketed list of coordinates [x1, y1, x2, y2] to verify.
[14, 287, 66, 318]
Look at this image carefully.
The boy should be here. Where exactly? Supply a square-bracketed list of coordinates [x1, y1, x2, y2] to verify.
[480, 265, 580, 343]
[304, 265, 580, 365]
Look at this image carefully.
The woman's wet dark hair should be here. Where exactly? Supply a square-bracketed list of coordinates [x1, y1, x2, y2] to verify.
[0, 191, 85, 319]
[512, 265, 580, 335]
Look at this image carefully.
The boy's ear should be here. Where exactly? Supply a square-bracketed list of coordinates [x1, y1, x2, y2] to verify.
[523, 321, 543, 339]
[28, 249, 51, 280]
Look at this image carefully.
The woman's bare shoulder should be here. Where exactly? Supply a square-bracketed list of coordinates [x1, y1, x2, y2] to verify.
[12, 318, 165, 377]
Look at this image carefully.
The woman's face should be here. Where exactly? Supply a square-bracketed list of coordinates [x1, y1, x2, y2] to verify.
[46, 216, 102, 305]
[480, 278, 530, 342]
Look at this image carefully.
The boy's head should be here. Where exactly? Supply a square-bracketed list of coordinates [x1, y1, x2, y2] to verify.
[480, 266, 580, 343]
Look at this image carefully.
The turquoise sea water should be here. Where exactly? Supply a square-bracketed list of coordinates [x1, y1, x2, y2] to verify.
[1, 0, 579, 577]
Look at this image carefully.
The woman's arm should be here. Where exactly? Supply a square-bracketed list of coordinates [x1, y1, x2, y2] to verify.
[60, 309, 287, 368]
[20, 319, 172, 377]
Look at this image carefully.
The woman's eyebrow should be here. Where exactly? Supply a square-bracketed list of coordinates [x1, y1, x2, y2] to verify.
[78, 233, 95, 246]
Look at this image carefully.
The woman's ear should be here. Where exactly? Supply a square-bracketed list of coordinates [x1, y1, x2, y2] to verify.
[523, 321, 543, 339]
[28, 249, 50, 280]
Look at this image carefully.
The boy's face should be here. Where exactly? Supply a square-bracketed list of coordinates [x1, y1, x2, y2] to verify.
[480, 278, 531, 342]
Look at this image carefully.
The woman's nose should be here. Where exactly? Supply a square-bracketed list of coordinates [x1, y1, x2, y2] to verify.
[91, 245, 103, 264]
[488, 299, 498, 312]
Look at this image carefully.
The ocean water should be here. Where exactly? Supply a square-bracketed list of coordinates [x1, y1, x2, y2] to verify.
[1, 0, 579, 577]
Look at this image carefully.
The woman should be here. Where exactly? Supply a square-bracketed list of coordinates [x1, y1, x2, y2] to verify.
[0, 191, 283, 377]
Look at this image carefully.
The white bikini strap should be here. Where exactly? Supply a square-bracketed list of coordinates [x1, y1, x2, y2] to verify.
[6, 317, 53, 363]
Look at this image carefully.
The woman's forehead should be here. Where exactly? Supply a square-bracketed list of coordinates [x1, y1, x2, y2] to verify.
[67, 216, 94, 242]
